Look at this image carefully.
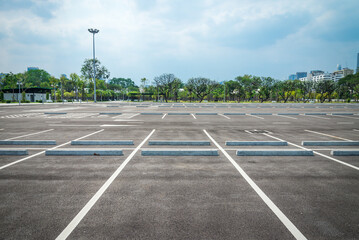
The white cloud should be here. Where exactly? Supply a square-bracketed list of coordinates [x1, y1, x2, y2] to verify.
[0, 0, 358, 83]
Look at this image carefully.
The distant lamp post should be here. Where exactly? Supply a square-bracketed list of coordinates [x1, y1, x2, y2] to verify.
[17, 81, 22, 105]
[88, 28, 99, 103]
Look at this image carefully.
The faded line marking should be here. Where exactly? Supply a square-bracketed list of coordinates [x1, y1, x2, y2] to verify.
[5, 129, 54, 141]
[304, 130, 352, 141]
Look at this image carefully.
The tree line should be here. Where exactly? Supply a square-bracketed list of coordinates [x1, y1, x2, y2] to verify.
[1, 59, 358, 103]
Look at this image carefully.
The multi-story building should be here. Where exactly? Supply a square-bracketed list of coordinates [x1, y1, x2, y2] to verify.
[27, 67, 39, 71]
[296, 72, 307, 79]
[288, 74, 296, 80]
[288, 72, 307, 80]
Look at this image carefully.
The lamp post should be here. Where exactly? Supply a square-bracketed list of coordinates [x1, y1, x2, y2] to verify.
[88, 28, 99, 103]
[17, 81, 22, 105]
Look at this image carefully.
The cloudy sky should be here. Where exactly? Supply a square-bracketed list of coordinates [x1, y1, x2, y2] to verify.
[1, 0, 358, 84]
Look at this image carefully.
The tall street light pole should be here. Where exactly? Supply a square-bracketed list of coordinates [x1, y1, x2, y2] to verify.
[88, 28, 99, 103]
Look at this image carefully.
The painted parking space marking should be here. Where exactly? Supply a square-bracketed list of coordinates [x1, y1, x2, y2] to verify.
[337, 122, 354, 125]
[263, 133, 359, 171]
[5, 129, 54, 141]
[162, 113, 167, 119]
[304, 130, 352, 141]
[219, 113, 230, 119]
[247, 114, 264, 120]
[203, 130, 307, 240]
[55, 129, 156, 240]
[0, 129, 104, 170]
[275, 114, 297, 120]
[330, 115, 359, 120]
[303, 115, 330, 120]
[191, 113, 197, 119]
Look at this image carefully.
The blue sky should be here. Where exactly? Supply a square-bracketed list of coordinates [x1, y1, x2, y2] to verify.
[1, 0, 358, 85]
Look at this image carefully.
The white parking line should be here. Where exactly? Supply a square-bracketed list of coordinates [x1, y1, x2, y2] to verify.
[5, 129, 54, 141]
[219, 114, 230, 119]
[76, 113, 99, 119]
[275, 114, 297, 120]
[0, 129, 104, 170]
[55, 129, 156, 240]
[354, 129, 359, 132]
[304, 130, 352, 141]
[330, 115, 359, 120]
[203, 130, 307, 240]
[247, 114, 264, 120]
[303, 115, 330, 120]
[263, 133, 359, 171]
[128, 113, 140, 119]
[162, 113, 167, 119]
[191, 113, 197, 119]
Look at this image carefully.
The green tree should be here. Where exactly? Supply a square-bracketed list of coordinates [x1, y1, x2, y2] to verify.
[315, 79, 336, 103]
[69, 73, 81, 100]
[187, 77, 218, 103]
[81, 58, 110, 81]
[153, 73, 177, 102]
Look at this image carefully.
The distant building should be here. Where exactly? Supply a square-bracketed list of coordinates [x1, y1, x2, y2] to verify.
[337, 64, 342, 71]
[2, 87, 51, 102]
[296, 72, 307, 79]
[288, 74, 296, 80]
[27, 67, 39, 71]
[333, 68, 354, 80]
[61, 74, 67, 78]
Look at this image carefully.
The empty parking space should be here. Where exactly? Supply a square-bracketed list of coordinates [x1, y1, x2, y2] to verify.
[0, 103, 358, 239]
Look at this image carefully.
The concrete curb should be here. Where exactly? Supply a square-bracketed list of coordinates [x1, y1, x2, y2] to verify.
[236, 149, 314, 156]
[304, 113, 327, 115]
[302, 141, 359, 146]
[331, 113, 354, 115]
[168, 113, 191, 115]
[140, 113, 163, 115]
[149, 141, 210, 146]
[44, 112, 67, 114]
[46, 149, 123, 156]
[0, 140, 56, 145]
[195, 113, 218, 115]
[99, 113, 122, 115]
[226, 141, 287, 146]
[0, 149, 28, 155]
[141, 149, 219, 156]
[331, 150, 359, 156]
[71, 140, 134, 145]
[277, 113, 300, 115]
[223, 113, 245, 115]
[250, 113, 273, 115]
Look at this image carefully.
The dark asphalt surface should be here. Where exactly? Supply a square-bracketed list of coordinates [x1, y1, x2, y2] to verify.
[0, 102, 358, 240]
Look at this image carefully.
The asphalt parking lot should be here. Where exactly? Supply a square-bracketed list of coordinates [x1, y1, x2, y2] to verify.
[0, 102, 358, 240]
